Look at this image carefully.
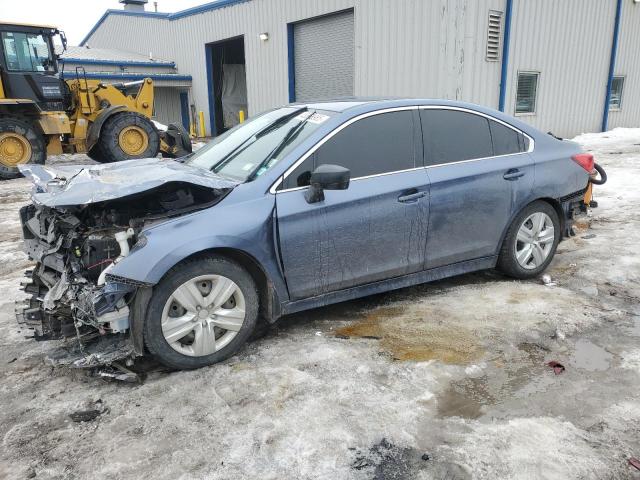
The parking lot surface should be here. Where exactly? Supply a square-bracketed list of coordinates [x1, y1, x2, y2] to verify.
[0, 130, 639, 479]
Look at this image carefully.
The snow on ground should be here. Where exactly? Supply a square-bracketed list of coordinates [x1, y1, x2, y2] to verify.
[0, 129, 639, 479]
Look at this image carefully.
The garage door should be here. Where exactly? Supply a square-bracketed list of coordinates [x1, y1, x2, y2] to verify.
[293, 10, 354, 102]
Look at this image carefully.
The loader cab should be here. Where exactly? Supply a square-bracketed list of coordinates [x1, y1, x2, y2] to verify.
[0, 23, 67, 111]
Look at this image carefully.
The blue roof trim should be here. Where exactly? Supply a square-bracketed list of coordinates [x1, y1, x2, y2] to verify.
[60, 58, 175, 68]
[169, 0, 249, 20]
[80, 0, 250, 46]
[59, 72, 192, 82]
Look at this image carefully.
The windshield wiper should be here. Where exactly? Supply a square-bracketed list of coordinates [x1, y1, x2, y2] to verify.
[248, 110, 315, 181]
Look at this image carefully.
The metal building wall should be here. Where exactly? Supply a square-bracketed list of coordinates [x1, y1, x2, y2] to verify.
[153, 87, 185, 126]
[86, 0, 640, 138]
[83, 0, 507, 136]
[505, 0, 617, 138]
[608, 0, 640, 130]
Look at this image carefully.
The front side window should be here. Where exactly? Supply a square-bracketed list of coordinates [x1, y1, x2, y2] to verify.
[421, 109, 493, 165]
[515, 72, 539, 114]
[609, 76, 624, 110]
[313, 111, 415, 179]
[186, 107, 334, 182]
[1, 31, 54, 72]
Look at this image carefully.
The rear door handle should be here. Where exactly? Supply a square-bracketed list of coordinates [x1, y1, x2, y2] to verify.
[503, 169, 525, 181]
[398, 191, 427, 203]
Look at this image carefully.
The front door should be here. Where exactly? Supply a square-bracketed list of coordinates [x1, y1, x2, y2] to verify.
[420, 108, 534, 269]
[275, 109, 430, 300]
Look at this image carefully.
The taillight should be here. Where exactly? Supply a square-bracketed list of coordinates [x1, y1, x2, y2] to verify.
[571, 153, 595, 172]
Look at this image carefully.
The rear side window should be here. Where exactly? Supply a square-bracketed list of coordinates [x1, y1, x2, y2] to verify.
[314, 111, 415, 179]
[489, 119, 526, 155]
[420, 109, 493, 165]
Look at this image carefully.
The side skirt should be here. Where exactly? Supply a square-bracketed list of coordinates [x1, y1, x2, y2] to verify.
[281, 256, 498, 316]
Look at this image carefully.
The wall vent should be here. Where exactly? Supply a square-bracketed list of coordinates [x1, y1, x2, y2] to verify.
[486, 11, 503, 61]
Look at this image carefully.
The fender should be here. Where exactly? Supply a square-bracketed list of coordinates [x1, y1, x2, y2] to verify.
[85, 105, 127, 151]
[108, 194, 291, 304]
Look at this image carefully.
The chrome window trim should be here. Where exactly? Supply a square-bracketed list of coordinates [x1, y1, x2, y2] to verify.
[270, 105, 534, 194]
[270, 106, 418, 194]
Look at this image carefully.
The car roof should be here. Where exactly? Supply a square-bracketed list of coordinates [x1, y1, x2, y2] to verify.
[290, 97, 540, 138]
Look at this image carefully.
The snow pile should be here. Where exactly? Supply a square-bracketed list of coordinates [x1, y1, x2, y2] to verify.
[152, 120, 167, 131]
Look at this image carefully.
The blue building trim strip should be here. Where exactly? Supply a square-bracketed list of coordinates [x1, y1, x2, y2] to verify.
[498, 0, 513, 112]
[601, 0, 623, 133]
[59, 72, 192, 81]
[180, 91, 190, 131]
[205, 44, 217, 137]
[60, 58, 175, 68]
[80, 1, 250, 46]
[287, 23, 296, 103]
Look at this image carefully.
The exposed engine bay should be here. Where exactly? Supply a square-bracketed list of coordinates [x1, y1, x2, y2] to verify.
[16, 180, 231, 368]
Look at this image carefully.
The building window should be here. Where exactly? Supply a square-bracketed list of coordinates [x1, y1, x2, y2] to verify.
[486, 11, 502, 61]
[609, 76, 624, 110]
[515, 72, 539, 115]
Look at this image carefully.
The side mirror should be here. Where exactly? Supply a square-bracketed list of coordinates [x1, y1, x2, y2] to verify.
[304, 164, 350, 204]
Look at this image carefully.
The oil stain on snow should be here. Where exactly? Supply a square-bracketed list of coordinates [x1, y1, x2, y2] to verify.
[333, 304, 484, 364]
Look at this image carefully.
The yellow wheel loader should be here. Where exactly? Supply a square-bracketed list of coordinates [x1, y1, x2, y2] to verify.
[0, 22, 191, 180]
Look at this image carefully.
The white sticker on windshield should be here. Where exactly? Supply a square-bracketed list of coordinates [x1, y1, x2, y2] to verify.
[242, 163, 254, 171]
[295, 112, 330, 124]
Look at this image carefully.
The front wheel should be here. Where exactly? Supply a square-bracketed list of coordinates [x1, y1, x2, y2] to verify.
[92, 112, 160, 163]
[497, 201, 560, 279]
[144, 257, 259, 370]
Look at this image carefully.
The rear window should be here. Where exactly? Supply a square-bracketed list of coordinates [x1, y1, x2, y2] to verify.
[489, 119, 528, 155]
[420, 109, 492, 165]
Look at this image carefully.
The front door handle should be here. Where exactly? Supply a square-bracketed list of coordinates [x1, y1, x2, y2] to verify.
[503, 169, 525, 181]
[398, 190, 427, 203]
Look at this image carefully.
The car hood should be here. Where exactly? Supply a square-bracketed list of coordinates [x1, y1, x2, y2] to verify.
[19, 158, 239, 207]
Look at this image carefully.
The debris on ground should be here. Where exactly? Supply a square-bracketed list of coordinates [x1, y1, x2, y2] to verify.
[582, 234, 597, 239]
[69, 399, 109, 423]
[629, 457, 640, 471]
[547, 360, 566, 375]
[541, 274, 557, 286]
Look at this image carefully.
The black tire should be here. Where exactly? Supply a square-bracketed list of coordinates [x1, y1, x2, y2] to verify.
[92, 112, 160, 163]
[144, 256, 259, 370]
[497, 200, 561, 279]
[0, 117, 46, 180]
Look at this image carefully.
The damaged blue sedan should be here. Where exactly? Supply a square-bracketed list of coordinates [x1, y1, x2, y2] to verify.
[16, 99, 594, 370]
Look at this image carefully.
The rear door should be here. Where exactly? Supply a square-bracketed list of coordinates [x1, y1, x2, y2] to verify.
[275, 109, 430, 300]
[420, 108, 533, 269]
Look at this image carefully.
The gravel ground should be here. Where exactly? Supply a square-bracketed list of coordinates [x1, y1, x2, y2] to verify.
[0, 130, 639, 480]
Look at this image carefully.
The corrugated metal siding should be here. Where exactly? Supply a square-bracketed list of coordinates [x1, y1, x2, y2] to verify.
[506, 0, 616, 138]
[83, 0, 639, 137]
[608, 0, 640, 130]
[293, 10, 354, 101]
[153, 87, 184, 126]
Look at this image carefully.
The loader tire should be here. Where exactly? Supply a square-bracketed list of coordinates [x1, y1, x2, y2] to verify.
[93, 112, 160, 163]
[0, 117, 45, 180]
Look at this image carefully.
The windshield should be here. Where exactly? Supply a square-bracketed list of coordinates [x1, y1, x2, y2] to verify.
[1, 31, 54, 72]
[186, 107, 334, 182]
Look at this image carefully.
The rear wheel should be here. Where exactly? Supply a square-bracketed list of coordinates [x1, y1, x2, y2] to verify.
[144, 257, 259, 370]
[92, 112, 159, 163]
[0, 117, 45, 180]
[497, 201, 560, 279]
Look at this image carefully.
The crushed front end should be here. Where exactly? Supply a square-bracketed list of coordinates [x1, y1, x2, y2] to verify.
[15, 161, 236, 369]
[16, 200, 154, 367]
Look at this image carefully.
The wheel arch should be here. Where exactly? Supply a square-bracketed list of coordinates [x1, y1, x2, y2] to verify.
[498, 197, 565, 253]
[167, 247, 282, 322]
